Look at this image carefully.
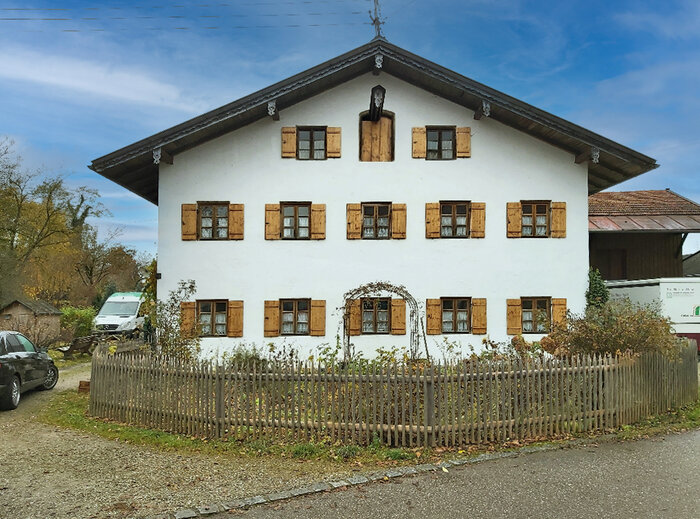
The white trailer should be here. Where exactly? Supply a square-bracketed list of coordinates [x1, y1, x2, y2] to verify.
[606, 278, 700, 351]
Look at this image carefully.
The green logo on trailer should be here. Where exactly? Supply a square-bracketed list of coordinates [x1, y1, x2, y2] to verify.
[696, 306, 700, 316]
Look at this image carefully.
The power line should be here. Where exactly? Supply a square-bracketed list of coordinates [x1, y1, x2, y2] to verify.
[13, 21, 371, 33]
[0, 0, 372, 11]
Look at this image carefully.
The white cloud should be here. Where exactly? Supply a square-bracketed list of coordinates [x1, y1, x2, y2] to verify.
[0, 46, 202, 112]
[616, 1, 700, 40]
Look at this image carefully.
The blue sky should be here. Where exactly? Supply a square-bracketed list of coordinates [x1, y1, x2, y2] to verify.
[1, 0, 699, 256]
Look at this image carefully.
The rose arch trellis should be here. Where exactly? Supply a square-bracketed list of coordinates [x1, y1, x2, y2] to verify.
[339, 281, 429, 361]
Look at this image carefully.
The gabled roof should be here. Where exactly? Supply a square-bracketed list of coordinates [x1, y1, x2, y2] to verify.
[90, 38, 658, 205]
[589, 189, 700, 233]
[0, 298, 62, 316]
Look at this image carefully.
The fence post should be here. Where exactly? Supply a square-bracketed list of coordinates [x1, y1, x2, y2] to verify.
[215, 365, 224, 439]
[424, 367, 435, 447]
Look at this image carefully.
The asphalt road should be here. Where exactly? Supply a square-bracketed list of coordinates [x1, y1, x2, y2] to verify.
[227, 430, 700, 519]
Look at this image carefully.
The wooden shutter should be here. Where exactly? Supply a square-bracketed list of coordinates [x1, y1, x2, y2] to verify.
[470, 202, 486, 238]
[426, 299, 441, 335]
[507, 202, 522, 238]
[227, 300, 243, 337]
[471, 298, 487, 335]
[391, 203, 407, 239]
[348, 299, 361, 336]
[181, 204, 197, 241]
[310, 204, 326, 240]
[180, 302, 196, 337]
[412, 127, 426, 158]
[281, 127, 296, 158]
[391, 299, 406, 335]
[346, 203, 362, 239]
[425, 202, 440, 238]
[361, 118, 392, 162]
[228, 204, 244, 240]
[552, 298, 567, 326]
[310, 300, 326, 336]
[551, 202, 567, 238]
[327, 127, 341, 158]
[265, 204, 281, 240]
[456, 127, 471, 158]
[264, 300, 280, 337]
[506, 299, 522, 335]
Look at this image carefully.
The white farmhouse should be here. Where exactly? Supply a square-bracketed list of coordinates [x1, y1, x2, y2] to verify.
[91, 39, 658, 358]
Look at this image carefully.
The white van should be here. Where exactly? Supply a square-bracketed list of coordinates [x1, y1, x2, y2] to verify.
[95, 292, 145, 335]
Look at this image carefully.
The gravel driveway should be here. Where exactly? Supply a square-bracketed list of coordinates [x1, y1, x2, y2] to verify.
[0, 365, 376, 519]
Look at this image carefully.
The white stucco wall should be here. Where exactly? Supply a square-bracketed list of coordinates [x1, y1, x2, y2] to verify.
[157, 72, 589, 358]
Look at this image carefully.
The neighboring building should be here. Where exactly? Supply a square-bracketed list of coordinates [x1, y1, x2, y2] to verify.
[589, 189, 700, 281]
[684, 251, 700, 277]
[0, 299, 62, 347]
[90, 39, 657, 356]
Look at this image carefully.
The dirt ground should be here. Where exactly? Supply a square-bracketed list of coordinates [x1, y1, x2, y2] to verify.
[0, 364, 370, 519]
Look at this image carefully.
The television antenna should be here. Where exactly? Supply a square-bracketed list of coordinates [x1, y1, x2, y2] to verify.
[369, 0, 385, 39]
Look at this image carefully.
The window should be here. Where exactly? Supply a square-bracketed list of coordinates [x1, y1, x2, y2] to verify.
[198, 300, 227, 336]
[16, 334, 36, 352]
[280, 299, 310, 335]
[440, 202, 470, 237]
[521, 298, 551, 333]
[297, 127, 326, 160]
[521, 202, 550, 237]
[199, 203, 228, 240]
[360, 113, 394, 162]
[281, 203, 311, 239]
[427, 127, 455, 160]
[362, 298, 391, 334]
[362, 203, 391, 239]
[441, 298, 471, 333]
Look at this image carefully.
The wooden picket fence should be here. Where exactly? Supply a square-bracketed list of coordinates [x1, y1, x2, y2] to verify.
[89, 344, 698, 447]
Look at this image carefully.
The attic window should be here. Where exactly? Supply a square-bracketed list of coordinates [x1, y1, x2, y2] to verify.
[359, 112, 394, 161]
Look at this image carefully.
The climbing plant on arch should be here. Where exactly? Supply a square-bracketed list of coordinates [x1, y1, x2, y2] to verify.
[339, 281, 429, 361]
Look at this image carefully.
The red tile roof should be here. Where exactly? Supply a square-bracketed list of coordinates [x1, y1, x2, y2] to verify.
[589, 190, 700, 232]
[589, 189, 700, 216]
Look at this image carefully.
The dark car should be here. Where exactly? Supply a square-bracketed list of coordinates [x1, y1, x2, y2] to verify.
[0, 331, 58, 410]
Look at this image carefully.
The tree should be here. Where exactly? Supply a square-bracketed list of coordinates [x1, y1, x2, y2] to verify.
[585, 268, 609, 310]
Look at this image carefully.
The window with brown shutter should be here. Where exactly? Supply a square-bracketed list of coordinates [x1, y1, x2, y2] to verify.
[197, 300, 228, 336]
[391, 203, 406, 239]
[281, 127, 297, 158]
[440, 202, 470, 238]
[508, 201, 566, 238]
[181, 204, 197, 241]
[552, 298, 567, 326]
[347, 299, 361, 336]
[441, 298, 471, 333]
[297, 127, 327, 160]
[182, 203, 243, 241]
[346, 204, 362, 240]
[521, 201, 550, 238]
[521, 297, 551, 333]
[180, 301, 196, 336]
[362, 203, 391, 239]
[425, 203, 440, 238]
[412, 127, 427, 158]
[550, 202, 566, 238]
[327, 127, 341, 158]
[456, 127, 471, 158]
[281, 203, 311, 239]
[506, 299, 522, 335]
[506, 202, 522, 238]
[471, 298, 487, 335]
[280, 299, 311, 335]
[470, 202, 486, 238]
[361, 298, 391, 334]
[426, 127, 455, 160]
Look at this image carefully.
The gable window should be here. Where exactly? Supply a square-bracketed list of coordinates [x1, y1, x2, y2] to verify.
[442, 298, 471, 333]
[521, 297, 551, 333]
[427, 127, 455, 160]
[280, 299, 310, 335]
[362, 203, 391, 239]
[521, 201, 550, 237]
[281, 203, 311, 239]
[440, 202, 470, 237]
[362, 298, 391, 334]
[198, 300, 227, 336]
[199, 203, 228, 240]
[297, 127, 326, 160]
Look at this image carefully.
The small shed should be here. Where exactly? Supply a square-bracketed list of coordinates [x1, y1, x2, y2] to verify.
[0, 298, 62, 347]
[589, 189, 700, 280]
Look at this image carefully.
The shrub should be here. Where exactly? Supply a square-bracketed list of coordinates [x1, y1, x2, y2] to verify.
[585, 268, 609, 310]
[335, 445, 360, 460]
[545, 299, 678, 357]
[291, 442, 321, 459]
[153, 280, 200, 361]
[60, 306, 96, 340]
